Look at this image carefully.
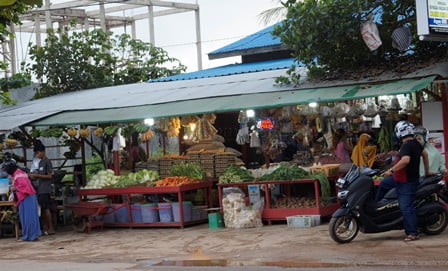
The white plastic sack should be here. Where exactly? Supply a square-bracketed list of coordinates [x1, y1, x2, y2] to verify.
[236, 126, 250, 145]
[361, 21, 382, 51]
[249, 131, 261, 148]
[364, 103, 378, 118]
[332, 103, 350, 118]
[112, 128, 126, 151]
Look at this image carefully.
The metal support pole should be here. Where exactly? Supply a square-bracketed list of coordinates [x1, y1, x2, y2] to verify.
[131, 20, 137, 40]
[84, 16, 90, 32]
[45, 0, 52, 30]
[35, 13, 41, 47]
[148, 5, 155, 44]
[8, 25, 16, 75]
[194, 8, 203, 71]
[100, 2, 106, 32]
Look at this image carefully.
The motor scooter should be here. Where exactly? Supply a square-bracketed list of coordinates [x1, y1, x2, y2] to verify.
[329, 165, 448, 243]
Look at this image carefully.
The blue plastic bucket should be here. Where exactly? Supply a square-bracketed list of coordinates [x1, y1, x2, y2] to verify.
[114, 204, 129, 223]
[131, 204, 143, 223]
[103, 206, 115, 223]
[141, 203, 159, 223]
[157, 202, 173, 222]
[172, 201, 192, 222]
[0, 178, 9, 194]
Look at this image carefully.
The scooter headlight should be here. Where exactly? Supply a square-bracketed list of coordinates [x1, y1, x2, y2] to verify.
[336, 178, 346, 189]
[338, 190, 349, 200]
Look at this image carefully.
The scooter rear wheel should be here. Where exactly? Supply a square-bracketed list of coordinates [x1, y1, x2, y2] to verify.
[329, 216, 359, 243]
[421, 204, 448, 235]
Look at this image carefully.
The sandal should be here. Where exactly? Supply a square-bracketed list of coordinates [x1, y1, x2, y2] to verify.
[404, 235, 419, 242]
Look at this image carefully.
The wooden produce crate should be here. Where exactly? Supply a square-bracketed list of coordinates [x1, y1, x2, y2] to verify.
[159, 157, 174, 178]
[199, 151, 215, 178]
[310, 164, 340, 177]
[214, 152, 237, 177]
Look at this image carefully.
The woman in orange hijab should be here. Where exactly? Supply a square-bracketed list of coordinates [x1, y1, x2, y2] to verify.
[351, 133, 377, 168]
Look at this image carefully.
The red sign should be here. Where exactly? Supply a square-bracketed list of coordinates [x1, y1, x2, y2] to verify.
[257, 118, 275, 130]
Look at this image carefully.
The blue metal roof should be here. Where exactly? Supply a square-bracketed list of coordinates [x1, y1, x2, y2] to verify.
[150, 58, 297, 82]
[208, 23, 281, 56]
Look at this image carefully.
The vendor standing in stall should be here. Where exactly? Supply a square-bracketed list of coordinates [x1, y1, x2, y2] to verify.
[333, 129, 353, 163]
[351, 133, 377, 168]
[28, 143, 55, 235]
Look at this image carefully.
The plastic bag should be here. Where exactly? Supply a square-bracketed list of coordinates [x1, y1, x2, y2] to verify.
[236, 125, 250, 145]
[222, 193, 263, 229]
[391, 26, 412, 52]
[249, 130, 261, 148]
[361, 21, 382, 51]
[364, 103, 378, 118]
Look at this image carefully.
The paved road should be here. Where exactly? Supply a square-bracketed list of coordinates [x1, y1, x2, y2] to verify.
[1, 222, 448, 270]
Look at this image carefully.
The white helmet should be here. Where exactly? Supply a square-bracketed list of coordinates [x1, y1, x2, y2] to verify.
[395, 121, 415, 139]
[414, 125, 428, 142]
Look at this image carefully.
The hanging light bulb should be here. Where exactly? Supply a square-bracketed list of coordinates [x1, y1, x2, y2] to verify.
[309, 102, 318, 108]
[246, 109, 255, 118]
[144, 118, 154, 126]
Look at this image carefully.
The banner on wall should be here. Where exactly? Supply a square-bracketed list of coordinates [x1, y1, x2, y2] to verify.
[428, 132, 445, 154]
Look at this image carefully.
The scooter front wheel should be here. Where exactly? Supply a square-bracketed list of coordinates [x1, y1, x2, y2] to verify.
[421, 204, 448, 235]
[329, 216, 359, 243]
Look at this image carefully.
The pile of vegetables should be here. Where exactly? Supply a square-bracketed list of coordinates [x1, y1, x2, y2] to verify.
[114, 169, 159, 188]
[275, 197, 330, 208]
[258, 164, 330, 198]
[84, 169, 119, 189]
[309, 172, 331, 198]
[218, 165, 254, 184]
[169, 162, 205, 180]
[259, 163, 309, 181]
[155, 176, 200, 187]
[83, 169, 159, 189]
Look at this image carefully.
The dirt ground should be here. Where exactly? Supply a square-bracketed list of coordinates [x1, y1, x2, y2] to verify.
[1, 221, 448, 270]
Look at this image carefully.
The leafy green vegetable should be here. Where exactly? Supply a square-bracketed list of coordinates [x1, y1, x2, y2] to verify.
[218, 165, 254, 184]
[169, 162, 205, 180]
[259, 163, 308, 181]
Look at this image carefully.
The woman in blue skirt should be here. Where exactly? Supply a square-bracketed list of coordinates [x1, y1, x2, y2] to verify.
[3, 159, 41, 241]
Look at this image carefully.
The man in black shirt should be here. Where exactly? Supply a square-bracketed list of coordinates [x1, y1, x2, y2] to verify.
[382, 121, 429, 242]
[28, 143, 55, 235]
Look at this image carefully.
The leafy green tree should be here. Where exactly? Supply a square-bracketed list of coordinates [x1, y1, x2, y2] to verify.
[0, 0, 41, 104]
[273, 0, 448, 82]
[26, 26, 186, 98]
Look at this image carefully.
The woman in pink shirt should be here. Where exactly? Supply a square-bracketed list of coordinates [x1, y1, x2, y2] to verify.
[333, 129, 353, 163]
[3, 159, 41, 241]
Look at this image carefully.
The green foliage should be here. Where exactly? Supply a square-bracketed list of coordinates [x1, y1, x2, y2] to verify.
[0, 0, 42, 41]
[273, 0, 448, 82]
[85, 154, 105, 179]
[26, 26, 186, 98]
[169, 162, 205, 180]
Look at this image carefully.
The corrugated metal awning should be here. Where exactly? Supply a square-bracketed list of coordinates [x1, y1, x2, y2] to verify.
[30, 76, 436, 126]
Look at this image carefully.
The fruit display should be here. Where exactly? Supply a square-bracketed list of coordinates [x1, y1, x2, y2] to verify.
[94, 127, 103, 137]
[5, 138, 17, 148]
[67, 128, 78, 138]
[79, 128, 90, 138]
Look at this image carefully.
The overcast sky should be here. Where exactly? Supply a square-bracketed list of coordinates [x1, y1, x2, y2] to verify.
[14, 0, 282, 74]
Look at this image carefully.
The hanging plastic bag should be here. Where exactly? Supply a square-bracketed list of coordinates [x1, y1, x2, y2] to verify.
[250, 130, 261, 148]
[236, 125, 249, 145]
[364, 103, 378, 118]
[361, 21, 382, 51]
[391, 26, 412, 52]
[112, 128, 126, 151]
